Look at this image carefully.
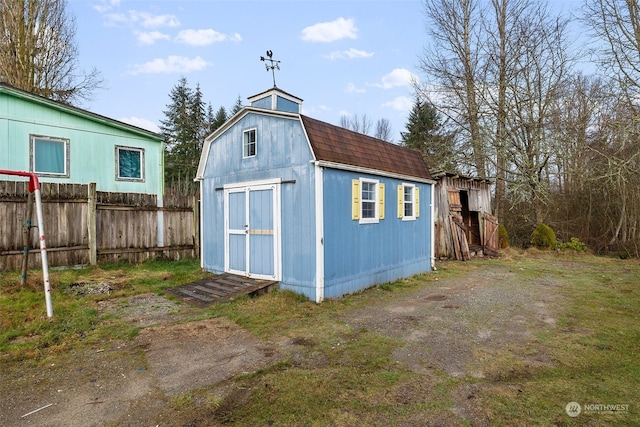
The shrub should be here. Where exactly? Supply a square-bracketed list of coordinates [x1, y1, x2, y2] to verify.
[531, 223, 557, 250]
[559, 237, 588, 252]
[498, 224, 510, 249]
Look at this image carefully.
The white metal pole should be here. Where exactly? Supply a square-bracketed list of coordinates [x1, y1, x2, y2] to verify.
[33, 188, 53, 318]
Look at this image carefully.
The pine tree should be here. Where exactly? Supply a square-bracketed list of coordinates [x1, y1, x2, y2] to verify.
[231, 95, 243, 115]
[160, 77, 204, 193]
[401, 95, 457, 173]
[212, 106, 228, 131]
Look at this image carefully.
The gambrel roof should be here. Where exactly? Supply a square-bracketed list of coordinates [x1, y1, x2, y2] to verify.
[301, 115, 432, 181]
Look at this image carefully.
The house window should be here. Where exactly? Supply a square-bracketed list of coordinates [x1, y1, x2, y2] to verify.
[243, 128, 257, 158]
[398, 183, 420, 220]
[30, 135, 69, 177]
[351, 178, 384, 224]
[116, 146, 144, 181]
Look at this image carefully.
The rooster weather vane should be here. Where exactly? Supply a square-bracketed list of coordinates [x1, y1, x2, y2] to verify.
[260, 50, 280, 88]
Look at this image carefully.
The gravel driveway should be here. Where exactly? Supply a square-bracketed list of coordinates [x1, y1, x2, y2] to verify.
[1, 260, 567, 426]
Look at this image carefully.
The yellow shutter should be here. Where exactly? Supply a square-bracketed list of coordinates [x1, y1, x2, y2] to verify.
[415, 187, 420, 217]
[397, 184, 404, 218]
[352, 179, 360, 220]
[378, 183, 385, 219]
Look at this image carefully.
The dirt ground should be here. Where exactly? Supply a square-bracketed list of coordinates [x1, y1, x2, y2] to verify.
[0, 261, 565, 426]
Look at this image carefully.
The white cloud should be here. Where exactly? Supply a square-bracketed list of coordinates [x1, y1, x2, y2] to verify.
[325, 48, 374, 60]
[130, 11, 180, 28]
[382, 96, 413, 111]
[128, 56, 211, 75]
[345, 83, 366, 94]
[93, 0, 120, 14]
[119, 116, 160, 133]
[102, 10, 180, 28]
[136, 31, 170, 45]
[175, 29, 242, 46]
[371, 68, 417, 89]
[301, 17, 357, 42]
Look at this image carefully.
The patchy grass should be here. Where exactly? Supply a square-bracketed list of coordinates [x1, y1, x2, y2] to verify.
[0, 258, 208, 361]
[477, 255, 640, 426]
[2, 253, 640, 425]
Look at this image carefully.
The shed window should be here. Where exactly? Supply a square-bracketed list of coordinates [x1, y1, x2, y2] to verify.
[116, 146, 144, 181]
[243, 128, 257, 158]
[352, 178, 383, 224]
[30, 135, 69, 177]
[398, 184, 420, 220]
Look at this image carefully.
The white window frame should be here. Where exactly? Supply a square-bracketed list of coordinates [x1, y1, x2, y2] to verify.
[30, 135, 70, 177]
[115, 145, 145, 182]
[243, 128, 257, 158]
[360, 178, 379, 224]
[402, 183, 416, 221]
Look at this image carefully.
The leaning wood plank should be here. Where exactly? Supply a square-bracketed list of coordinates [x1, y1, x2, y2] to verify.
[449, 216, 462, 260]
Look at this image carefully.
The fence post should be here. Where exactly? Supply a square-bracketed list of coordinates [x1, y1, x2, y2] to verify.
[88, 183, 97, 266]
[192, 194, 200, 259]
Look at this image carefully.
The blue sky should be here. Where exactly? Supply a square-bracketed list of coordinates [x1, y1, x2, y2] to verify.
[69, 0, 582, 143]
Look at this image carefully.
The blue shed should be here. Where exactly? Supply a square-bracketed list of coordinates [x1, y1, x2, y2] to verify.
[195, 87, 435, 302]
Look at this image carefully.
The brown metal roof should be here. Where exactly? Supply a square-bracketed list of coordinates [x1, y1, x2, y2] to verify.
[301, 115, 432, 180]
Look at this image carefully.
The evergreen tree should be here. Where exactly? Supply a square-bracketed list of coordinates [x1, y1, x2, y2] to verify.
[212, 106, 228, 131]
[160, 77, 205, 193]
[401, 95, 457, 173]
[231, 95, 243, 115]
[160, 78, 235, 193]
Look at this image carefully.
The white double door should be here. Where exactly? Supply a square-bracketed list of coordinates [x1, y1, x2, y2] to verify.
[224, 181, 281, 280]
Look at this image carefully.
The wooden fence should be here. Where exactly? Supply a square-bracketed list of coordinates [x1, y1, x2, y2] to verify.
[0, 180, 199, 271]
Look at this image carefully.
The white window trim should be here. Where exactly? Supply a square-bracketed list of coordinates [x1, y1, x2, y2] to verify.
[359, 178, 379, 224]
[243, 128, 257, 159]
[30, 135, 70, 177]
[115, 145, 145, 182]
[402, 183, 416, 221]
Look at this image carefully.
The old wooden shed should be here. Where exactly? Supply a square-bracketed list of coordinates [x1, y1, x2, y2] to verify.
[432, 171, 498, 260]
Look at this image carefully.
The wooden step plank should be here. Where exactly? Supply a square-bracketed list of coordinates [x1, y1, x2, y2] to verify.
[194, 285, 228, 297]
[178, 289, 214, 302]
[202, 282, 245, 293]
[218, 278, 253, 289]
[226, 276, 269, 286]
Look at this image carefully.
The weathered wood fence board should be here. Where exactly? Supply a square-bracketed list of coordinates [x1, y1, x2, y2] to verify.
[0, 181, 198, 271]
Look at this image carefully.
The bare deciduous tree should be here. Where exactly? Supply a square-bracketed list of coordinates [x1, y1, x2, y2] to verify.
[339, 113, 373, 135]
[0, 0, 102, 104]
[420, 0, 487, 177]
[374, 118, 393, 142]
[582, 0, 640, 107]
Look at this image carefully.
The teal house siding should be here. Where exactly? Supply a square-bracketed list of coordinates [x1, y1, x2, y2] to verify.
[0, 83, 163, 197]
[197, 87, 434, 302]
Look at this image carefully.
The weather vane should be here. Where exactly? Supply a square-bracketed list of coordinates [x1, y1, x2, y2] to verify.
[260, 50, 280, 88]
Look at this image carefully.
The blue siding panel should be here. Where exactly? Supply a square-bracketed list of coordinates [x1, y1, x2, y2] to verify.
[276, 96, 299, 113]
[322, 169, 432, 299]
[250, 96, 271, 110]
